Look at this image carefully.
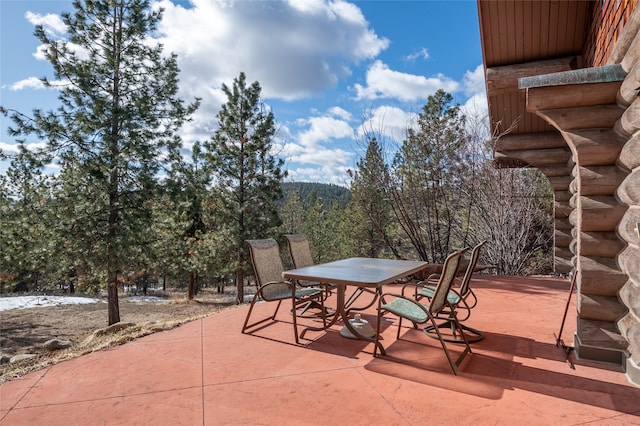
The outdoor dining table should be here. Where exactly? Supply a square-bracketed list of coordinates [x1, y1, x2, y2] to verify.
[282, 257, 429, 355]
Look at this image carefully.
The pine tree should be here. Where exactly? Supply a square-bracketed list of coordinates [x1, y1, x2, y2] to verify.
[162, 142, 215, 299]
[205, 72, 286, 303]
[350, 137, 399, 258]
[0, 148, 52, 292]
[7, 0, 198, 324]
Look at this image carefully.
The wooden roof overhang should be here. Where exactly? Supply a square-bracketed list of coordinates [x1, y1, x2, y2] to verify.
[477, 0, 593, 168]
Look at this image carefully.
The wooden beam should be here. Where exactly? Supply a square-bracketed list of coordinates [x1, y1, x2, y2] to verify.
[575, 232, 625, 258]
[541, 104, 625, 131]
[494, 132, 566, 151]
[555, 229, 572, 247]
[485, 56, 579, 96]
[578, 256, 628, 297]
[620, 98, 640, 137]
[554, 200, 572, 219]
[494, 148, 571, 168]
[571, 165, 629, 196]
[526, 81, 622, 111]
[548, 176, 571, 191]
[618, 55, 640, 106]
[569, 196, 627, 232]
[617, 169, 640, 206]
[620, 132, 640, 171]
[564, 129, 626, 166]
[554, 190, 572, 202]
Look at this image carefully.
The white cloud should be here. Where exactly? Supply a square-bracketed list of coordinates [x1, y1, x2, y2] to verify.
[10, 77, 45, 91]
[405, 47, 429, 62]
[3, 1, 486, 187]
[25, 11, 66, 38]
[149, 0, 390, 184]
[459, 64, 490, 138]
[295, 115, 354, 147]
[462, 64, 486, 97]
[353, 60, 460, 102]
[0, 142, 21, 155]
[358, 105, 414, 143]
[286, 163, 351, 186]
[10, 76, 70, 92]
[282, 107, 356, 183]
[328, 106, 352, 121]
[154, 0, 389, 101]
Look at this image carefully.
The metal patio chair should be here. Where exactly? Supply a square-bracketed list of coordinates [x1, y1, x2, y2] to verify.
[283, 234, 335, 318]
[374, 248, 471, 375]
[414, 241, 486, 342]
[242, 239, 327, 344]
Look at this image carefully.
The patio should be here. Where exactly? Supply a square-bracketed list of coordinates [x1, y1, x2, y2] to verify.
[1, 275, 639, 425]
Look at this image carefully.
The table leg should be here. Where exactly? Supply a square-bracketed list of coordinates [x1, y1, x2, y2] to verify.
[341, 286, 386, 355]
[299, 287, 340, 339]
[300, 284, 386, 354]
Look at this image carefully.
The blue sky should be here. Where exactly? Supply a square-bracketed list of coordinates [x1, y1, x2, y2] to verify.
[0, 0, 485, 186]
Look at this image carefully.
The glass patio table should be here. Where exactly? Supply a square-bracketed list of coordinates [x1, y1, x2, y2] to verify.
[282, 257, 429, 355]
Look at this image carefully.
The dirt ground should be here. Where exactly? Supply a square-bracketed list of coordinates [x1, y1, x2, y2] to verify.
[0, 288, 245, 383]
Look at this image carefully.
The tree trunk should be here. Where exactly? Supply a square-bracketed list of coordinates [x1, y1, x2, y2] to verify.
[108, 273, 120, 325]
[188, 272, 195, 300]
[236, 267, 244, 304]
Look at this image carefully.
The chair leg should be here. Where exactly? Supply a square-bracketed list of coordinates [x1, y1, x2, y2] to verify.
[291, 296, 300, 344]
[243, 294, 284, 335]
[425, 312, 472, 375]
[424, 320, 484, 343]
[295, 299, 335, 318]
[374, 303, 383, 357]
[271, 299, 283, 320]
[467, 289, 478, 309]
[241, 294, 261, 334]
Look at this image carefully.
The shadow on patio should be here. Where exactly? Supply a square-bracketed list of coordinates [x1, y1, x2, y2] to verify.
[2, 275, 639, 425]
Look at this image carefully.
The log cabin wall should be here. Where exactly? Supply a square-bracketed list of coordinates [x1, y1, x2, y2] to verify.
[612, 9, 640, 386]
[478, 0, 640, 386]
[583, 0, 639, 67]
[520, 65, 631, 370]
[521, 10, 640, 384]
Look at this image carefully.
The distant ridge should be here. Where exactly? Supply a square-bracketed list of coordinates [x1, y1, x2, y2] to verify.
[280, 182, 351, 210]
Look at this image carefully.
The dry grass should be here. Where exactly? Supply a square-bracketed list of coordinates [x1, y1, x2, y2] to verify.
[1, 298, 235, 384]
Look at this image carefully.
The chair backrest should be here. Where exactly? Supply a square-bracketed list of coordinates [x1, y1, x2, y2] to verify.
[458, 241, 486, 297]
[429, 248, 468, 315]
[284, 234, 314, 269]
[245, 239, 289, 297]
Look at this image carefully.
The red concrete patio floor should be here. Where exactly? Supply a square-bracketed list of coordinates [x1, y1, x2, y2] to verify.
[1, 275, 639, 425]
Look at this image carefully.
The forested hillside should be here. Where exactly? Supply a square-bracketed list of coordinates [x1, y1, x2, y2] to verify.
[280, 182, 351, 210]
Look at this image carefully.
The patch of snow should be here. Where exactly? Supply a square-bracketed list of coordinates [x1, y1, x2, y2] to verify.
[0, 295, 103, 312]
[128, 296, 168, 304]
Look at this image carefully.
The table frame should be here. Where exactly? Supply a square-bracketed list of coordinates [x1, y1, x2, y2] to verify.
[283, 257, 429, 355]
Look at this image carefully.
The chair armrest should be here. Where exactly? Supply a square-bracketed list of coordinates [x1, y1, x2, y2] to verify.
[401, 280, 427, 298]
[257, 279, 296, 301]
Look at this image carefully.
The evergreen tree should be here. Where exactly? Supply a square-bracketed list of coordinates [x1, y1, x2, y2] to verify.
[350, 137, 400, 258]
[161, 142, 215, 299]
[7, 0, 198, 324]
[0, 148, 52, 292]
[390, 90, 467, 262]
[205, 72, 286, 303]
[279, 189, 305, 234]
[303, 193, 331, 263]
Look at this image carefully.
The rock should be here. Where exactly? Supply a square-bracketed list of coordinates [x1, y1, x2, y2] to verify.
[10, 354, 37, 364]
[43, 339, 73, 351]
[0, 355, 10, 364]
